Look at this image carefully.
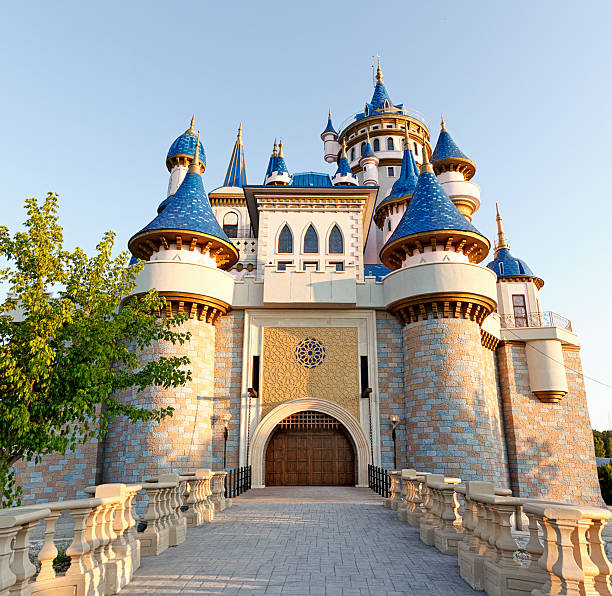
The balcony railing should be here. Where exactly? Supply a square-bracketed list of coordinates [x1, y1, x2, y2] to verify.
[223, 226, 256, 239]
[499, 311, 572, 332]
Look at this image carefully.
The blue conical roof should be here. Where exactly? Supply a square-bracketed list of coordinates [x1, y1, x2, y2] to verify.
[362, 141, 375, 158]
[431, 129, 469, 162]
[371, 81, 392, 111]
[136, 171, 229, 243]
[384, 171, 482, 246]
[223, 126, 247, 187]
[167, 126, 206, 168]
[385, 145, 419, 201]
[322, 115, 336, 134]
[486, 249, 535, 278]
[335, 155, 353, 177]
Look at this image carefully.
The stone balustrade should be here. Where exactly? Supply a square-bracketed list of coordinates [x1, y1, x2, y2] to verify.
[392, 469, 612, 596]
[211, 471, 229, 512]
[384, 471, 402, 510]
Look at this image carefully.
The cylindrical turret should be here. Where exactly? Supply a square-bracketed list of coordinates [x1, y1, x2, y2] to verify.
[321, 111, 340, 163]
[165, 115, 206, 197]
[359, 132, 379, 186]
[103, 133, 239, 483]
[264, 139, 291, 185]
[332, 140, 358, 186]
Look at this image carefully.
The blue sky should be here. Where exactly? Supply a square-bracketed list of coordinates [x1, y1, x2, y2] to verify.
[1, 0, 611, 427]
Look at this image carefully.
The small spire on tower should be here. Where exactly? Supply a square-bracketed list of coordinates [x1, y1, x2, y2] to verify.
[420, 134, 433, 173]
[404, 125, 411, 151]
[278, 137, 284, 158]
[188, 131, 201, 173]
[495, 202, 510, 254]
[187, 114, 196, 133]
[440, 114, 446, 131]
[341, 139, 348, 158]
[376, 56, 383, 83]
[237, 122, 242, 141]
[271, 138, 278, 157]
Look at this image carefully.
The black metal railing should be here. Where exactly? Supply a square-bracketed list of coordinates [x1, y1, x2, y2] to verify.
[499, 311, 572, 332]
[368, 464, 390, 498]
[224, 466, 252, 499]
[223, 226, 256, 239]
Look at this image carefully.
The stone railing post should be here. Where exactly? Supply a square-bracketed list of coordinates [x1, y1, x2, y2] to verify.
[419, 473, 444, 546]
[138, 481, 176, 556]
[385, 471, 402, 510]
[397, 469, 416, 522]
[124, 485, 142, 575]
[0, 507, 50, 596]
[211, 472, 228, 512]
[159, 474, 187, 547]
[202, 471, 215, 522]
[433, 480, 463, 555]
[406, 472, 424, 526]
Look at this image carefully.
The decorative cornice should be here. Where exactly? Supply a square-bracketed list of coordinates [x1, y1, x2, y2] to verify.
[373, 196, 411, 229]
[480, 328, 500, 351]
[388, 291, 496, 327]
[496, 275, 544, 290]
[533, 390, 567, 404]
[433, 156, 476, 181]
[157, 291, 230, 326]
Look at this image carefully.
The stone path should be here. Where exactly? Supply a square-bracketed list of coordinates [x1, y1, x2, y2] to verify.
[122, 486, 480, 596]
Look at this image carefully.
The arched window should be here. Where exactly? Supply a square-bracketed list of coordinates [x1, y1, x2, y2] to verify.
[373, 138, 380, 152]
[350, 148, 355, 161]
[223, 212, 239, 238]
[360, 142, 366, 156]
[387, 138, 394, 151]
[278, 224, 293, 253]
[328, 225, 343, 254]
[303, 225, 319, 253]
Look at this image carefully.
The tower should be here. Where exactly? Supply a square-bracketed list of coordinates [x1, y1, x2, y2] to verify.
[103, 133, 239, 482]
[165, 115, 206, 197]
[321, 111, 340, 163]
[379, 149, 507, 483]
[264, 139, 291, 185]
[431, 116, 480, 221]
[331, 141, 358, 186]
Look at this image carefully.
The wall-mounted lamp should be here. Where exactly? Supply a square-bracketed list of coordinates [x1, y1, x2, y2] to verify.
[212, 413, 232, 468]
[389, 414, 402, 470]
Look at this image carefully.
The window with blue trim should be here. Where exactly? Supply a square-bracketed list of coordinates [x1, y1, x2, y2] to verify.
[373, 138, 380, 152]
[360, 142, 366, 156]
[387, 138, 394, 151]
[350, 148, 355, 161]
[278, 224, 293, 253]
[328, 225, 343, 254]
[303, 225, 319, 253]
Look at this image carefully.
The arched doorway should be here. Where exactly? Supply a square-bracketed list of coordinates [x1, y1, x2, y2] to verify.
[265, 411, 355, 486]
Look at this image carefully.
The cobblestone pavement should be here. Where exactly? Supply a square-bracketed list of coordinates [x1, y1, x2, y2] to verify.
[122, 486, 480, 596]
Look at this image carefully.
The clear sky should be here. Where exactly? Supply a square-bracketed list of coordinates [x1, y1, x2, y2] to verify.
[1, 0, 611, 427]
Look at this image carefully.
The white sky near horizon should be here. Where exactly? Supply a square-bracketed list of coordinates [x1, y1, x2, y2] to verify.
[0, 0, 610, 428]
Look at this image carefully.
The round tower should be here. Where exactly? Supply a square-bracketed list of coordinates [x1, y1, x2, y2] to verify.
[321, 111, 340, 163]
[431, 116, 480, 221]
[359, 132, 379, 186]
[331, 141, 358, 186]
[165, 115, 206, 197]
[264, 139, 291, 185]
[103, 133, 239, 483]
[380, 150, 507, 483]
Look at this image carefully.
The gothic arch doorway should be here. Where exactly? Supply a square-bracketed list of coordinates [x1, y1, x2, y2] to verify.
[265, 411, 355, 486]
[249, 398, 370, 487]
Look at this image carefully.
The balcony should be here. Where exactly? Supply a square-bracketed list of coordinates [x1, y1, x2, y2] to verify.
[499, 311, 572, 332]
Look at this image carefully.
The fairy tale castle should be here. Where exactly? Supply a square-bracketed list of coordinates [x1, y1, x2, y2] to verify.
[17, 63, 600, 504]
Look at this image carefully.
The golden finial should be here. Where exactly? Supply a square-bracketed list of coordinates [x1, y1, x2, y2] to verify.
[328, 109, 332, 120]
[341, 139, 348, 158]
[440, 114, 446, 131]
[278, 137, 284, 158]
[237, 123, 242, 141]
[188, 130, 201, 173]
[366, 129, 371, 144]
[271, 138, 277, 157]
[186, 114, 196, 133]
[495, 202, 509, 254]
[420, 134, 433, 173]
[376, 56, 383, 83]
[404, 125, 411, 151]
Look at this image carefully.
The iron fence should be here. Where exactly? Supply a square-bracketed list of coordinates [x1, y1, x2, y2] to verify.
[368, 464, 390, 498]
[499, 311, 572, 332]
[224, 466, 252, 499]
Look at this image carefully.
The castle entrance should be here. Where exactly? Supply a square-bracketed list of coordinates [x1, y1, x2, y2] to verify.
[264, 410, 355, 486]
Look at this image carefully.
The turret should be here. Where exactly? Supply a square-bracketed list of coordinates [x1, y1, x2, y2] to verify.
[264, 138, 291, 185]
[321, 110, 340, 163]
[374, 127, 419, 241]
[223, 123, 247, 188]
[431, 116, 480, 220]
[359, 131, 379, 186]
[165, 115, 206, 197]
[332, 141, 358, 186]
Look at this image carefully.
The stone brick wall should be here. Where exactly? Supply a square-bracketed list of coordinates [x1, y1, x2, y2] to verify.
[13, 439, 102, 505]
[102, 317, 216, 483]
[497, 342, 601, 504]
[402, 317, 509, 483]
[376, 311, 406, 470]
[212, 310, 244, 469]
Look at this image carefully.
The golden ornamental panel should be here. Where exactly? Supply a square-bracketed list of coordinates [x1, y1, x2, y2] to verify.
[261, 327, 359, 420]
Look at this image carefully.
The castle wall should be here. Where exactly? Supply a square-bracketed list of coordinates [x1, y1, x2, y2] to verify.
[402, 317, 509, 483]
[375, 311, 406, 469]
[212, 310, 244, 469]
[497, 342, 600, 504]
[102, 317, 216, 483]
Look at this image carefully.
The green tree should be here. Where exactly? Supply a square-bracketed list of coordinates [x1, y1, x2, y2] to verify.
[594, 431, 606, 457]
[0, 193, 192, 507]
[598, 464, 612, 505]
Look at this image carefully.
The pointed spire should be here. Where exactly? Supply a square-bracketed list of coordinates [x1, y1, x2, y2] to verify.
[420, 135, 434, 173]
[495, 203, 510, 255]
[361, 131, 375, 159]
[376, 56, 383, 83]
[278, 137, 284, 158]
[188, 131, 201, 174]
[223, 124, 247, 188]
[383, 129, 419, 202]
[341, 139, 348, 158]
[404, 125, 411, 151]
[322, 110, 337, 135]
[333, 139, 358, 185]
[187, 114, 196, 133]
[440, 114, 446, 131]
[271, 138, 278, 157]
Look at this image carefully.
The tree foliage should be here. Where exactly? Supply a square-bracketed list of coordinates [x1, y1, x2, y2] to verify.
[0, 193, 192, 506]
[598, 464, 612, 505]
[593, 430, 612, 458]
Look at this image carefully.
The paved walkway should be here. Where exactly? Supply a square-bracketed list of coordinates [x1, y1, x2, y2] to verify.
[122, 487, 479, 596]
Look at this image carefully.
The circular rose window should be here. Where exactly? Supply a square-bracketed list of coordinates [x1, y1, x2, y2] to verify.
[294, 337, 326, 369]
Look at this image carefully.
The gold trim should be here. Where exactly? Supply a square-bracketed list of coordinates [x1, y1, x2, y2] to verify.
[533, 390, 567, 404]
[433, 156, 476, 181]
[480, 328, 500, 351]
[496, 276, 544, 290]
[388, 291, 496, 327]
[373, 196, 411, 229]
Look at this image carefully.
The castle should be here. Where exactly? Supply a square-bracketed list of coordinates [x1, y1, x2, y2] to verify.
[16, 63, 600, 504]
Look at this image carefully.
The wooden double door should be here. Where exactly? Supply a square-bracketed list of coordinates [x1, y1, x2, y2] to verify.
[265, 411, 355, 486]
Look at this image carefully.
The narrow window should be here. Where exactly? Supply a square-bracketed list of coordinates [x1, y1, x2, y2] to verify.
[499, 262, 505, 275]
[350, 148, 355, 161]
[277, 261, 292, 271]
[512, 295, 528, 327]
[360, 142, 366, 156]
[387, 220, 392, 231]
[223, 212, 238, 238]
[303, 225, 319, 253]
[373, 138, 380, 152]
[331, 261, 345, 272]
[303, 261, 319, 271]
[387, 166, 394, 176]
[387, 138, 394, 151]
[328, 225, 343, 254]
[278, 224, 293, 253]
